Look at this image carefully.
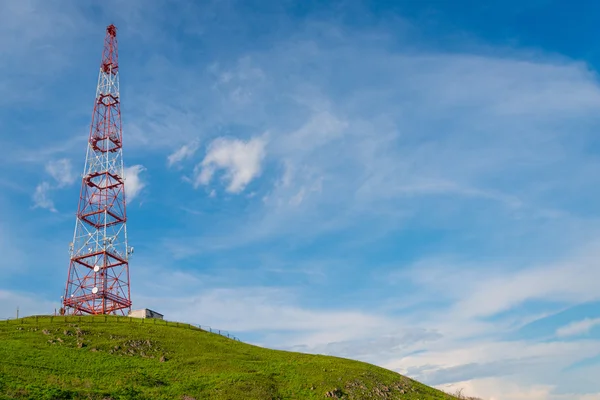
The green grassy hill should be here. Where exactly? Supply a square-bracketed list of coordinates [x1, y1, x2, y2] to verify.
[0, 315, 457, 400]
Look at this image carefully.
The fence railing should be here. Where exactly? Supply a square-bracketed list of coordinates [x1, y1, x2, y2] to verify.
[1, 315, 241, 342]
[197, 325, 239, 341]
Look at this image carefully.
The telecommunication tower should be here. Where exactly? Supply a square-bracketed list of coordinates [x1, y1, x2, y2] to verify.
[62, 24, 133, 315]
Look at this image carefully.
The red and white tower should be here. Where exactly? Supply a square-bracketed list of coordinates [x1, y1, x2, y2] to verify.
[63, 24, 132, 315]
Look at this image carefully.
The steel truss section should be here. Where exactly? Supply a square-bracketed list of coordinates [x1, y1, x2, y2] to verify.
[63, 24, 132, 315]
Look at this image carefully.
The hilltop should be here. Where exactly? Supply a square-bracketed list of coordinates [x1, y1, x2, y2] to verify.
[0, 316, 460, 400]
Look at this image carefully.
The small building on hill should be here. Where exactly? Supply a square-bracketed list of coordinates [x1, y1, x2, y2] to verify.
[128, 308, 164, 320]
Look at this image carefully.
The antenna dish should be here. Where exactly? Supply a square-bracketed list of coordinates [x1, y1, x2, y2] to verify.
[93, 265, 100, 272]
[92, 287, 98, 294]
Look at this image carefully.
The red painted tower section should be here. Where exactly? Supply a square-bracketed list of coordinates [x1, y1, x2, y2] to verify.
[63, 24, 133, 315]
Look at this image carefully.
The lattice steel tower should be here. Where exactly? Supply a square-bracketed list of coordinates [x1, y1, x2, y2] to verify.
[63, 24, 133, 315]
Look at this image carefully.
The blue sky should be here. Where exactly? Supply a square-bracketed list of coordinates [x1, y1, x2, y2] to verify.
[2, 0, 600, 398]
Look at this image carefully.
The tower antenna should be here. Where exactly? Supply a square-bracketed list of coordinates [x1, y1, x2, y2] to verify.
[63, 24, 133, 315]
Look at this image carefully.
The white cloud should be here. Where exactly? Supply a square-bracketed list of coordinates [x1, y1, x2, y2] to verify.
[276, 110, 348, 154]
[210, 57, 266, 85]
[134, 285, 391, 347]
[124, 165, 146, 201]
[30, 158, 79, 212]
[121, 27, 600, 400]
[167, 139, 200, 167]
[194, 135, 267, 193]
[32, 182, 56, 212]
[7, 6, 600, 399]
[439, 378, 556, 400]
[459, 257, 600, 319]
[9, 134, 86, 165]
[556, 318, 600, 338]
[209, 57, 265, 105]
[389, 339, 600, 382]
[165, 44, 600, 255]
[363, 245, 600, 398]
[389, 241, 600, 325]
[128, 251, 600, 400]
[156, 46, 600, 263]
[440, 378, 600, 400]
[45, 158, 76, 187]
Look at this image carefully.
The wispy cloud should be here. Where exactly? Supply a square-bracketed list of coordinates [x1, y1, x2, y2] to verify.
[136, 25, 600, 400]
[32, 182, 56, 212]
[45, 158, 76, 187]
[557, 318, 600, 338]
[194, 135, 267, 193]
[156, 43, 600, 259]
[439, 378, 574, 400]
[124, 165, 146, 202]
[419, 245, 600, 321]
[167, 139, 200, 167]
[31, 158, 78, 212]
[9, 135, 86, 165]
[128, 243, 600, 399]
[4, 2, 600, 400]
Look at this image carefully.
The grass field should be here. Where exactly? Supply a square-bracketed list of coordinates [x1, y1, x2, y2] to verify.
[0, 315, 458, 399]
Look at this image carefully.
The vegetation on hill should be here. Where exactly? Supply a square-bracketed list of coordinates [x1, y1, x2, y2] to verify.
[0, 315, 460, 400]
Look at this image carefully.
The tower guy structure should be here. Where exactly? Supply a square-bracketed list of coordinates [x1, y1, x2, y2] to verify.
[63, 24, 133, 315]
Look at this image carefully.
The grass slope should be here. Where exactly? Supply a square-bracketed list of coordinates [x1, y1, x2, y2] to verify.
[0, 316, 456, 400]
